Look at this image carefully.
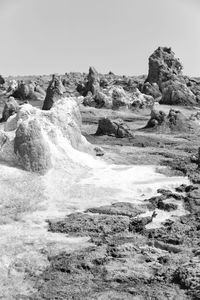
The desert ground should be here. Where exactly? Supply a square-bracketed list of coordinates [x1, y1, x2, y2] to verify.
[0, 47, 200, 299]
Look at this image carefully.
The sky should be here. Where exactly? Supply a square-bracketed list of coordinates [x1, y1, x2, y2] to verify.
[0, 0, 199, 77]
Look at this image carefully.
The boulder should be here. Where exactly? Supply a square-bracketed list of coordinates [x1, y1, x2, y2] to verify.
[95, 117, 133, 138]
[0, 97, 19, 122]
[160, 80, 196, 106]
[42, 74, 65, 110]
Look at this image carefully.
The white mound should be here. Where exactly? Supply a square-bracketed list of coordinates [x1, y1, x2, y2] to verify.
[0, 97, 95, 173]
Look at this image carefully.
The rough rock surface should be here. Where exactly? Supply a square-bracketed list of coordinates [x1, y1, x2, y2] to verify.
[146, 47, 183, 87]
[145, 108, 198, 133]
[131, 88, 154, 109]
[95, 117, 133, 138]
[0, 97, 93, 173]
[0, 96, 19, 122]
[141, 82, 162, 99]
[160, 80, 196, 106]
[10, 81, 46, 101]
[146, 47, 197, 106]
[42, 74, 65, 110]
[86, 66, 100, 95]
[14, 119, 52, 174]
[111, 87, 132, 109]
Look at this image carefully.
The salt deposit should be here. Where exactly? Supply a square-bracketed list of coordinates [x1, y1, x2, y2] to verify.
[0, 98, 190, 298]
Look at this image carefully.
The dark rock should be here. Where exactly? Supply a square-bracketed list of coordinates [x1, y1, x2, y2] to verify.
[82, 91, 96, 107]
[42, 74, 65, 110]
[146, 47, 183, 87]
[129, 211, 157, 233]
[48, 212, 130, 237]
[85, 66, 100, 95]
[95, 117, 133, 138]
[157, 200, 178, 212]
[94, 146, 104, 156]
[173, 262, 200, 299]
[0, 74, 5, 85]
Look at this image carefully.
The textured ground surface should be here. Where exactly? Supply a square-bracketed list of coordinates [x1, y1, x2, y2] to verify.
[0, 100, 200, 299]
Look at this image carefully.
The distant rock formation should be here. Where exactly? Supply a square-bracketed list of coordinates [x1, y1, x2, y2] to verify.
[160, 80, 196, 106]
[9, 81, 46, 101]
[146, 47, 197, 106]
[96, 117, 133, 138]
[0, 75, 5, 85]
[145, 108, 198, 133]
[111, 87, 132, 109]
[0, 98, 93, 174]
[0, 97, 19, 122]
[146, 47, 183, 87]
[86, 66, 100, 95]
[42, 74, 65, 110]
[131, 88, 154, 109]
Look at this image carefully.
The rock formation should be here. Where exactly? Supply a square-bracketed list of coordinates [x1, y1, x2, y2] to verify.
[95, 117, 133, 138]
[111, 87, 132, 109]
[131, 88, 154, 109]
[0, 97, 93, 173]
[42, 74, 65, 110]
[0, 96, 19, 122]
[146, 47, 197, 106]
[146, 47, 183, 87]
[14, 119, 52, 174]
[141, 82, 161, 99]
[85, 66, 100, 95]
[145, 108, 198, 133]
[10, 81, 46, 101]
[160, 80, 196, 106]
[0, 75, 5, 85]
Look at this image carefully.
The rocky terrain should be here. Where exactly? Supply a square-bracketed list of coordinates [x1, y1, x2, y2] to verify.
[0, 47, 200, 299]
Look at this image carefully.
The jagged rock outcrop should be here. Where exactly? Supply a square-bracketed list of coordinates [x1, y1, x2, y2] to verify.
[0, 97, 19, 122]
[146, 47, 197, 106]
[95, 117, 133, 138]
[85, 66, 100, 95]
[0, 98, 93, 173]
[42, 74, 65, 110]
[145, 108, 198, 133]
[146, 47, 183, 87]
